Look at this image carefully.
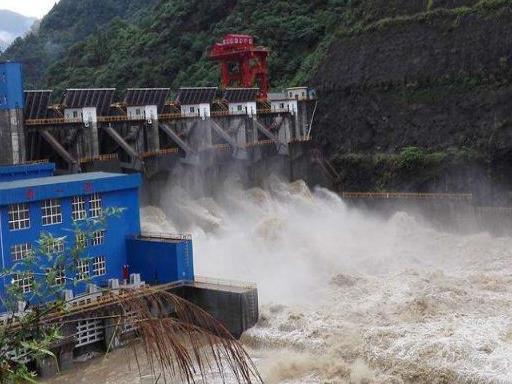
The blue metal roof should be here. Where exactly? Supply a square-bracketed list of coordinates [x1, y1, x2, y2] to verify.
[0, 162, 55, 181]
[0, 172, 142, 205]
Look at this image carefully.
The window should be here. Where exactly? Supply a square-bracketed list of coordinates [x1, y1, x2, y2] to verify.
[76, 232, 88, 248]
[41, 199, 62, 226]
[76, 260, 90, 281]
[237, 105, 243, 111]
[92, 230, 105, 246]
[45, 238, 64, 254]
[73, 111, 78, 118]
[8, 203, 30, 231]
[280, 103, 285, 109]
[46, 267, 65, 286]
[11, 243, 32, 261]
[72, 196, 87, 221]
[136, 108, 141, 115]
[89, 194, 102, 218]
[189, 106, 195, 113]
[92, 257, 106, 276]
[12, 273, 33, 293]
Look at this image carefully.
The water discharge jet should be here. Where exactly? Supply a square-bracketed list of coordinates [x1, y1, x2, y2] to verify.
[50, 177, 512, 383]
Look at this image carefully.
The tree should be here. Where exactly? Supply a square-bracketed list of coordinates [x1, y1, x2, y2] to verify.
[0, 209, 261, 383]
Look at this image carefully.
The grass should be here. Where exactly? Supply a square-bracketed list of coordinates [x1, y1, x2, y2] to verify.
[331, 147, 485, 192]
[337, 0, 510, 39]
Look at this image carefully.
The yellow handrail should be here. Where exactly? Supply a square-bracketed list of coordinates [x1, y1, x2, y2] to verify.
[341, 192, 473, 201]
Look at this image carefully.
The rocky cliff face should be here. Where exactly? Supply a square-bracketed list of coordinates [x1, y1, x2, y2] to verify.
[312, 1, 512, 195]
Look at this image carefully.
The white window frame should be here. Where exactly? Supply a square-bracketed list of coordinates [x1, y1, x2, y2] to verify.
[45, 238, 64, 254]
[89, 193, 102, 219]
[11, 243, 32, 261]
[8, 203, 30, 231]
[12, 273, 33, 293]
[189, 106, 195, 113]
[92, 230, 105, 246]
[92, 257, 106, 277]
[41, 199, 62, 226]
[46, 266, 66, 286]
[76, 232, 88, 248]
[72, 196, 87, 221]
[76, 260, 90, 281]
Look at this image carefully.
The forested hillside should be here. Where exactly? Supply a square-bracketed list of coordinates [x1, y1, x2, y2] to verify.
[2, 0, 511, 195]
[2, 0, 351, 92]
[1, 0, 160, 87]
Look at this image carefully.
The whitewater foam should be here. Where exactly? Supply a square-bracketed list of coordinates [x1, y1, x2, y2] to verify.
[49, 178, 512, 383]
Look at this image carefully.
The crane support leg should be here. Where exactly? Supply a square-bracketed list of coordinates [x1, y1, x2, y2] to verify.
[159, 123, 199, 165]
[210, 120, 248, 160]
[40, 129, 80, 172]
[103, 125, 141, 162]
[252, 117, 288, 155]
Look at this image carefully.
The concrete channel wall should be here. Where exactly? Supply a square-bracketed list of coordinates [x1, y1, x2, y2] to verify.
[32, 280, 259, 379]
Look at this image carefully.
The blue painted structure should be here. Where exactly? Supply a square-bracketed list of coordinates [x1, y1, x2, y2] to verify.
[0, 163, 56, 182]
[127, 236, 194, 284]
[0, 163, 195, 312]
[0, 62, 24, 110]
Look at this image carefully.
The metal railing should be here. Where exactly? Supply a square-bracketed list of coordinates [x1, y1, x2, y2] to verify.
[142, 147, 180, 159]
[194, 276, 257, 290]
[341, 192, 473, 201]
[140, 231, 193, 241]
[25, 117, 83, 125]
[18, 159, 50, 165]
[97, 115, 144, 123]
[25, 109, 287, 126]
[79, 153, 119, 163]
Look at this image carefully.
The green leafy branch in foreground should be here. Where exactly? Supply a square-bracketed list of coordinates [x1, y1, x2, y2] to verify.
[0, 206, 262, 383]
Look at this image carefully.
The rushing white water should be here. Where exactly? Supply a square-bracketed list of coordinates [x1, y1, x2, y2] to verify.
[139, 177, 512, 384]
[48, 177, 512, 383]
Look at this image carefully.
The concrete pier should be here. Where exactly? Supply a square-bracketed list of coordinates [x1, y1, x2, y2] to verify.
[26, 279, 259, 379]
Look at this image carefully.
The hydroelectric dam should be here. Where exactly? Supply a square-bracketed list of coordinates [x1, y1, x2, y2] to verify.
[0, 35, 326, 191]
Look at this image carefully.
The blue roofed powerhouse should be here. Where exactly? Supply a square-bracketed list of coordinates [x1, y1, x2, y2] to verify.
[0, 162, 194, 310]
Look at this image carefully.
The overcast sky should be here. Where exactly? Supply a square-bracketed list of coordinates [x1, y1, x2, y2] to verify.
[0, 0, 58, 18]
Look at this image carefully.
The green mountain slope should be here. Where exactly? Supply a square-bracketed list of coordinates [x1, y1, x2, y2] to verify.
[0, 0, 159, 88]
[2, 0, 350, 92]
[2, 0, 511, 194]
[3, 0, 492, 92]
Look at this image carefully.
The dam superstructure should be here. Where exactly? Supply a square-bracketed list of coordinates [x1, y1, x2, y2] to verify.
[0, 36, 319, 185]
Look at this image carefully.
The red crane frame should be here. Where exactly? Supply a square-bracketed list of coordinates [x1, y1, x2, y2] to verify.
[209, 34, 270, 100]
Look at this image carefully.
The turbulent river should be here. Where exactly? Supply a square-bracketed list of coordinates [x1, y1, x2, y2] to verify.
[49, 178, 512, 384]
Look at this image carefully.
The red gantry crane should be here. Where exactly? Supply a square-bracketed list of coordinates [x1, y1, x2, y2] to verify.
[209, 34, 270, 101]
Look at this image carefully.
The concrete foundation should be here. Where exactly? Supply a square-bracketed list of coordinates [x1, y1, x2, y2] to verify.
[33, 280, 259, 379]
[0, 109, 26, 165]
[172, 281, 259, 339]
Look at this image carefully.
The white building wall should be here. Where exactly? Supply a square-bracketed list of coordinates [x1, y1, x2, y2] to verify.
[127, 106, 145, 120]
[64, 107, 97, 123]
[286, 87, 309, 101]
[144, 105, 158, 121]
[270, 100, 297, 115]
[181, 103, 211, 118]
[82, 107, 97, 124]
[228, 101, 257, 116]
[127, 105, 158, 121]
[64, 108, 83, 122]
